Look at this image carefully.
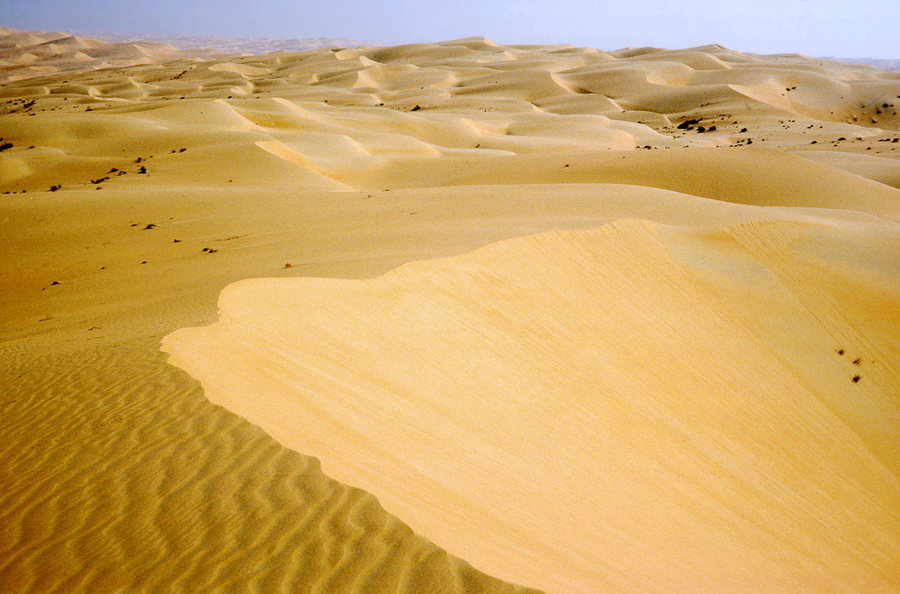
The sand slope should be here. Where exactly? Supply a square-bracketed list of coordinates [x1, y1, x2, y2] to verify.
[0, 28, 223, 83]
[3, 32, 900, 593]
[76, 30, 376, 55]
[164, 215, 900, 594]
[2, 33, 899, 198]
[0, 339, 543, 594]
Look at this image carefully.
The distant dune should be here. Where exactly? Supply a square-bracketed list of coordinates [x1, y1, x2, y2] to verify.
[2, 29, 899, 594]
[0, 27, 220, 82]
[72, 31, 378, 55]
[0, 27, 375, 83]
[827, 57, 900, 70]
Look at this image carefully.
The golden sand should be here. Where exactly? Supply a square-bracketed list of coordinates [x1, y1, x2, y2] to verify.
[2, 29, 899, 593]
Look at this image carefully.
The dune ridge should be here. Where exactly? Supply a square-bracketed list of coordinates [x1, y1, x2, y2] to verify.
[0, 340, 541, 594]
[75, 30, 376, 56]
[0, 28, 223, 83]
[163, 215, 900, 594]
[2, 32, 899, 197]
[2, 30, 900, 593]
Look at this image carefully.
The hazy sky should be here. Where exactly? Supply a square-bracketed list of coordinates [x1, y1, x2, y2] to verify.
[2, 0, 898, 57]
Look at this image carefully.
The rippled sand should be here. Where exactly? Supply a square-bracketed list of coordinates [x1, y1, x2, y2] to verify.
[2, 29, 900, 593]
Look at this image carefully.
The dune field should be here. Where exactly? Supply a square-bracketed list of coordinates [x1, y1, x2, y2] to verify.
[2, 28, 900, 593]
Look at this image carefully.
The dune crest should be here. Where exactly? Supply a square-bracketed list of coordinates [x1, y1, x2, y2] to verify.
[0, 28, 216, 82]
[3, 31, 899, 196]
[4, 30, 900, 594]
[164, 216, 900, 594]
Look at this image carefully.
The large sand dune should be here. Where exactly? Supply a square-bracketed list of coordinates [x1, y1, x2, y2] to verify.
[0, 28, 224, 83]
[2, 29, 900, 593]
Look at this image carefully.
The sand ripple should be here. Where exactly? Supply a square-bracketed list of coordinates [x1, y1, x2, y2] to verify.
[0, 341, 539, 593]
[4, 28, 900, 594]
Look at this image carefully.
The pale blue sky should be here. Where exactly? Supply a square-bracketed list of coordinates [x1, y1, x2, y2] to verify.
[2, 0, 897, 57]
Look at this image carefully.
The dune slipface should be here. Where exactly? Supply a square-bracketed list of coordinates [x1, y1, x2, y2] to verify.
[164, 216, 900, 594]
[3, 26, 900, 594]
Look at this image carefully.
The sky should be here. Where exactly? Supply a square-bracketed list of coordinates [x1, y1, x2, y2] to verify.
[2, 0, 898, 58]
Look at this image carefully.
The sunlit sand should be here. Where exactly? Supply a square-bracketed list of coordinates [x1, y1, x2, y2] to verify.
[2, 28, 899, 593]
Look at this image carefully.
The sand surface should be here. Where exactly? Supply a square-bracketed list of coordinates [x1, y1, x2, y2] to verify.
[72, 30, 376, 56]
[2, 28, 900, 593]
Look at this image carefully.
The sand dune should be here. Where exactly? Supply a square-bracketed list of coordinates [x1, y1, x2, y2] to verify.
[0, 340, 541, 594]
[0, 28, 218, 83]
[2, 32, 898, 196]
[77, 30, 375, 56]
[791, 149, 900, 188]
[2, 30, 900, 593]
[163, 215, 900, 594]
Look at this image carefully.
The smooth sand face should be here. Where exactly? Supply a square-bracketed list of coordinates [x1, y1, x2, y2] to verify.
[2, 29, 900, 594]
[165, 218, 900, 594]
